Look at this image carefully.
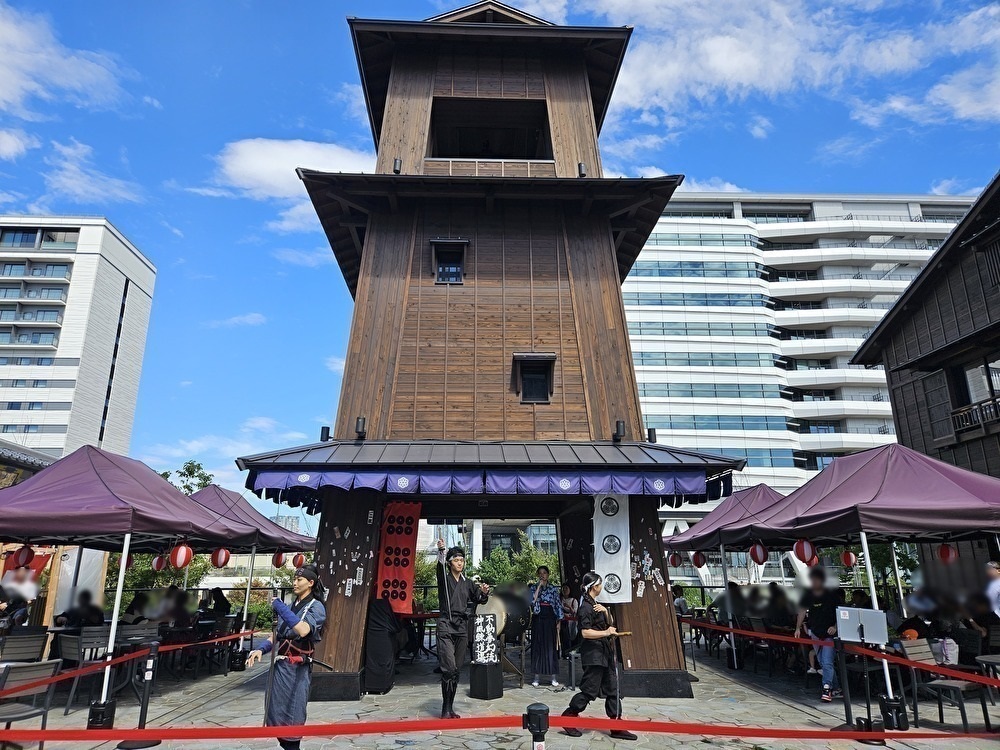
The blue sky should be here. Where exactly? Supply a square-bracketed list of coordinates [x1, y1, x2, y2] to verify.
[0, 0, 998, 525]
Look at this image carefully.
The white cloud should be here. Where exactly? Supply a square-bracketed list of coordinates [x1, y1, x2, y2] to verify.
[515, 0, 569, 24]
[930, 178, 984, 197]
[266, 201, 322, 233]
[0, 2, 124, 118]
[41, 138, 142, 204]
[179, 380, 193, 387]
[0, 189, 21, 205]
[333, 83, 368, 127]
[748, 115, 772, 139]
[815, 134, 883, 164]
[142, 95, 162, 109]
[205, 312, 267, 328]
[0, 128, 39, 160]
[325, 356, 346, 374]
[602, 134, 672, 160]
[273, 248, 334, 267]
[676, 176, 747, 192]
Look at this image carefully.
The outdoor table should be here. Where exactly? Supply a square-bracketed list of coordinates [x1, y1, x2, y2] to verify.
[400, 612, 439, 658]
[110, 636, 158, 701]
[975, 654, 1000, 702]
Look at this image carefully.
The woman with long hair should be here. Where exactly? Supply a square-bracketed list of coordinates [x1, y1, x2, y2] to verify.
[528, 565, 563, 686]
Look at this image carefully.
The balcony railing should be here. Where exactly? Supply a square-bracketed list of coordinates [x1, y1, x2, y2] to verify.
[952, 397, 1000, 432]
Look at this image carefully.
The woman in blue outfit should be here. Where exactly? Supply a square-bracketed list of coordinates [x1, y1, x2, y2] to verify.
[528, 565, 563, 686]
[248, 564, 327, 750]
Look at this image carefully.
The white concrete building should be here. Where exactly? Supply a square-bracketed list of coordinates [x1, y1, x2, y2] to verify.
[625, 193, 973, 511]
[0, 217, 155, 456]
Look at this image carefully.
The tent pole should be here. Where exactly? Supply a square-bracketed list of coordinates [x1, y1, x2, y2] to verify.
[719, 544, 738, 668]
[890, 542, 906, 618]
[859, 531, 894, 700]
[239, 544, 257, 650]
[183, 565, 190, 591]
[100, 532, 131, 704]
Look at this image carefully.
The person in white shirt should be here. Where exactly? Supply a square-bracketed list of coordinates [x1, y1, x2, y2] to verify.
[985, 561, 1000, 617]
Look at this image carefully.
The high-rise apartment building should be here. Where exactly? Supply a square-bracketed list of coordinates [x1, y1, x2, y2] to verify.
[0, 217, 155, 457]
[626, 193, 973, 514]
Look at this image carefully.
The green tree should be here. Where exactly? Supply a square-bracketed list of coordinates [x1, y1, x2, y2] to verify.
[228, 578, 274, 629]
[105, 552, 213, 594]
[471, 530, 561, 587]
[159, 459, 214, 495]
[413, 553, 439, 610]
[832, 542, 918, 604]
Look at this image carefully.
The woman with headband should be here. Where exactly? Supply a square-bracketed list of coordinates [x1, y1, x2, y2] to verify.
[247, 563, 327, 750]
[560, 571, 637, 741]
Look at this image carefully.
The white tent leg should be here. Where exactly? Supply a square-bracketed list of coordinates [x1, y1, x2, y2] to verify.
[100, 533, 131, 704]
[239, 545, 256, 650]
[890, 543, 907, 618]
[859, 531, 894, 700]
[719, 544, 738, 668]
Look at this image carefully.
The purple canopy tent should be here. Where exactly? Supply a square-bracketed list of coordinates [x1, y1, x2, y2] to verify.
[0, 445, 261, 705]
[191, 484, 316, 645]
[664, 484, 785, 551]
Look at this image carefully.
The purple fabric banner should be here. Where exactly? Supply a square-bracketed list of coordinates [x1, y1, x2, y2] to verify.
[353, 471, 387, 490]
[674, 470, 706, 495]
[485, 470, 518, 494]
[611, 472, 643, 495]
[643, 474, 675, 496]
[452, 470, 484, 494]
[387, 472, 420, 493]
[580, 471, 613, 495]
[549, 473, 581, 494]
[516, 471, 549, 494]
[418, 471, 453, 494]
[320, 471, 355, 490]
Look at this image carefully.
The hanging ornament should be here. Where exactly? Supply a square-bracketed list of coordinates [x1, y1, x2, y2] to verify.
[272, 552, 286, 568]
[749, 543, 768, 566]
[292, 553, 306, 569]
[807, 554, 820, 567]
[793, 539, 816, 564]
[840, 550, 858, 568]
[937, 543, 959, 564]
[691, 551, 707, 569]
[667, 552, 683, 568]
[169, 543, 193, 569]
[10, 545, 34, 567]
[124, 553, 134, 570]
[211, 548, 231, 568]
[151, 555, 167, 572]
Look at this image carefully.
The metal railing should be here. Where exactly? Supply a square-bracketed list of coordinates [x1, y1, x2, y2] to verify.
[952, 396, 1000, 432]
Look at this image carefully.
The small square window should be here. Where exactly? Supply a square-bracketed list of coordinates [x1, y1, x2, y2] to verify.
[431, 239, 469, 285]
[512, 352, 556, 404]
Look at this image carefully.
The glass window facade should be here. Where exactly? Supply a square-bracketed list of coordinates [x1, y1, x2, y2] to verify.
[623, 292, 771, 307]
[633, 352, 778, 367]
[645, 415, 790, 431]
[628, 260, 767, 278]
[638, 383, 784, 399]
[628, 321, 774, 337]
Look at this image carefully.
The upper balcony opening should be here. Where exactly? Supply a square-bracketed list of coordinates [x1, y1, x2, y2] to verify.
[428, 98, 552, 160]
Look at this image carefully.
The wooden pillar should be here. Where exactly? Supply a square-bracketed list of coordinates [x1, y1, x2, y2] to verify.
[614, 495, 693, 698]
[310, 488, 384, 700]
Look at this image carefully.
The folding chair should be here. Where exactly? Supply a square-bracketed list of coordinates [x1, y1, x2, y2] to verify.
[900, 639, 991, 732]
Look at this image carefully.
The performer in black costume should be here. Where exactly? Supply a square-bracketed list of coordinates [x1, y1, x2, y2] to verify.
[247, 564, 327, 750]
[561, 571, 637, 741]
[435, 538, 490, 719]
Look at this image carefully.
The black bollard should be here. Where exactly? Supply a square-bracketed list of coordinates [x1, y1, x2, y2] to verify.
[522, 703, 550, 750]
[117, 641, 161, 749]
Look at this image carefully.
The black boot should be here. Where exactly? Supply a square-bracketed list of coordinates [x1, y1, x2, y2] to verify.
[610, 728, 638, 741]
[440, 679, 450, 719]
[561, 710, 582, 737]
[446, 675, 461, 719]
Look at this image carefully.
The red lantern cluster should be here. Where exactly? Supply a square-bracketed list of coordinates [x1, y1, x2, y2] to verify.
[667, 552, 683, 568]
[151, 555, 167, 572]
[938, 543, 959, 564]
[169, 543, 193, 570]
[691, 551, 707, 569]
[272, 552, 286, 569]
[749, 543, 768, 566]
[793, 539, 816, 564]
[211, 548, 231, 568]
[292, 553, 306, 569]
[841, 550, 858, 568]
[10, 545, 34, 568]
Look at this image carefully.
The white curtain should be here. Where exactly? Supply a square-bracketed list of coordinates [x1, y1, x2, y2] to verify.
[593, 494, 632, 604]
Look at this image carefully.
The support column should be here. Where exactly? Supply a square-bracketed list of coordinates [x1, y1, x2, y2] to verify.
[615, 495, 693, 698]
[470, 519, 484, 567]
[310, 488, 384, 701]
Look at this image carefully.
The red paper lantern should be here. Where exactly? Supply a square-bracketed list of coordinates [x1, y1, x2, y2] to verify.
[749, 543, 768, 566]
[938, 543, 959, 564]
[691, 551, 707, 569]
[124, 553, 134, 570]
[807, 554, 820, 567]
[841, 550, 858, 568]
[793, 539, 816, 564]
[211, 548, 231, 568]
[169, 543, 193, 570]
[667, 552, 683, 568]
[151, 555, 167, 572]
[272, 552, 286, 568]
[10, 545, 34, 567]
[292, 553, 306, 569]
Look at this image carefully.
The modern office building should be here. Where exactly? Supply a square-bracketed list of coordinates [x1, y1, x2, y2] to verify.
[0, 217, 155, 457]
[270, 514, 301, 534]
[625, 193, 973, 521]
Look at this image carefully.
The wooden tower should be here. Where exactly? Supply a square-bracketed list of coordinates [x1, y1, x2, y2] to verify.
[239, 1, 742, 701]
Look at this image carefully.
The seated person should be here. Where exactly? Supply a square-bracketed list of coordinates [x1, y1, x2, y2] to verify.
[166, 590, 195, 628]
[209, 587, 232, 618]
[55, 590, 105, 627]
[149, 585, 179, 621]
[122, 592, 150, 624]
[2, 566, 36, 627]
[672, 584, 689, 616]
[764, 583, 795, 629]
[850, 589, 873, 609]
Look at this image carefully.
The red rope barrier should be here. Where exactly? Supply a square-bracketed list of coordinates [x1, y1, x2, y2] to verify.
[0, 714, 995, 743]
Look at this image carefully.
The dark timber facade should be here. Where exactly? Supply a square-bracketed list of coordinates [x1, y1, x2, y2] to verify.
[239, 1, 743, 701]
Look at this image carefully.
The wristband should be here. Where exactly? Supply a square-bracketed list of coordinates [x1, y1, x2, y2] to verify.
[259, 640, 272, 655]
[272, 598, 299, 630]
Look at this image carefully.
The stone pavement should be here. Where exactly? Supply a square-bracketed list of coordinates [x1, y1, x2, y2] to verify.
[35, 643, 999, 749]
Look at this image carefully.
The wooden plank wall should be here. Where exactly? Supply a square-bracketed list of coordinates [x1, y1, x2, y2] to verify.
[312, 489, 384, 674]
[334, 213, 416, 439]
[562, 213, 645, 440]
[433, 46, 546, 100]
[544, 56, 603, 178]
[615, 495, 684, 672]
[375, 49, 436, 175]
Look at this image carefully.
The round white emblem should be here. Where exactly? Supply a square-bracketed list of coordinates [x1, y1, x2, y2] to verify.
[558, 478, 571, 490]
[653, 478, 666, 492]
[296, 473, 311, 483]
[397, 476, 410, 489]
